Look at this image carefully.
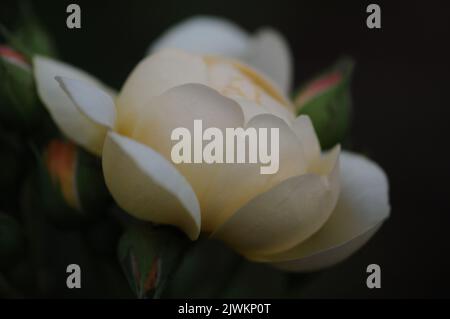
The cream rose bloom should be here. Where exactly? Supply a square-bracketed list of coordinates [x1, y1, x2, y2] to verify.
[33, 17, 389, 271]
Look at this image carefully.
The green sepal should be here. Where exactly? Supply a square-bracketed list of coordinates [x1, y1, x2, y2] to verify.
[294, 57, 354, 150]
[118, 224, 189, 299]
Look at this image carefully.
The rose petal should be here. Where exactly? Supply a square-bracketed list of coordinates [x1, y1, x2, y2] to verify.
[149, 16, 250, 58]
[116, 49, 209, 135]
[102, 132, 201, 240]
[33, 55, 115, 155]
[128, 83, 244, 230]
[251, 151, 390, 272]
[148, 17, 293, 94]
[292, 115, 321, 167]
[244, 28, 293, 94]
[203, 113, 309, 232]
[212, 146, 340, 256]
[56, 76, 116, 129]
[206, 59, 295, 124]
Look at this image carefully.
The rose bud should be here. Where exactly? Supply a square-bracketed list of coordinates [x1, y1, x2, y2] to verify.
[38, 139, 110, 227]
[294, 58, 354, 150]
[0, 45, 42, 130]
[118, 225, 188, 298]
[0, 212, 26, 270]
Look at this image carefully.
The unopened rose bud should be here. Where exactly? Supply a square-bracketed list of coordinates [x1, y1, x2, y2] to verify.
[0, 212, 25, 270]
[294, 58, 354, 150]
[0, 45, 41, 130]
[39, 139, 110, 226]
[118, 225, 188, 298]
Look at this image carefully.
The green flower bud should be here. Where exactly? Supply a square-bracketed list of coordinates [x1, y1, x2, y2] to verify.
[0, 212, 25, 270]
[294, 58, 354, 150]
[118, 225, 188, 298]
[0, 45, 42, 130]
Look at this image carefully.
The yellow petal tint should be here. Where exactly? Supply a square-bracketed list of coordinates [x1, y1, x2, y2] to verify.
[116, 49, 209, 135]
[147, 16, 293, 93]
[245, 28, 293, 94]
[204, 56, 295, 124]
[116, 49, 294, 136]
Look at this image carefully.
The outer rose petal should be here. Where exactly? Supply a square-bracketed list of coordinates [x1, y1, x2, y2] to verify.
[56, 76, 116, 129]
[204, 113, 308, 232]
[292, 115, 321, 167]
[251, 151, 390, 272]
[212, 146, 340, 257]
[148, 16, 293, 94]
[149, 16, 249, 58]
[102, 132, 201, 240]
[116, 49, 208, 135]
[33, 55, 115, 155]
[245, 28, 293, 94]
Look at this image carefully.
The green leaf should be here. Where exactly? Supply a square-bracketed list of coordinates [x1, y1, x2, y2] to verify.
[294, 57, 354, 150]
[0, 3, 58, 59]
[118, 224, 189, 299]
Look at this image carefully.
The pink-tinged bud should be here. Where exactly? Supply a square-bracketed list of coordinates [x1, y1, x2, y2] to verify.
[118, 226, 187, 298]
[294, 58, 354, 150]
[38, 139, 110, 227]
[0, 45, 41, 130]
[294, 71, 342, 110]
[0, 45, 31, 71]
[44, 139, 81, 211]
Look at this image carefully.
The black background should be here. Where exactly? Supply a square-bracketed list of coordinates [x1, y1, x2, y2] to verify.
[1, 0, 450, 298]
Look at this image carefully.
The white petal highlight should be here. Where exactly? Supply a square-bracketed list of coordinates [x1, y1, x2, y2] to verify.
[102, 132, 201, 240]
[212, 147, 340, 257]
[244, 28, 293, 94]
[252, 151, 390, 272]
[56, 76, 116, 129]
[148, 16, 250, 58]
[33, 55, 115, 155]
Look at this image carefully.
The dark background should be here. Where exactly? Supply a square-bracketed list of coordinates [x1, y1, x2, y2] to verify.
[1, 0, 449, 298]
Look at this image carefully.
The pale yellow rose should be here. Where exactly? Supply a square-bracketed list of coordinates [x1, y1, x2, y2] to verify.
[33, 17, 389, 271]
